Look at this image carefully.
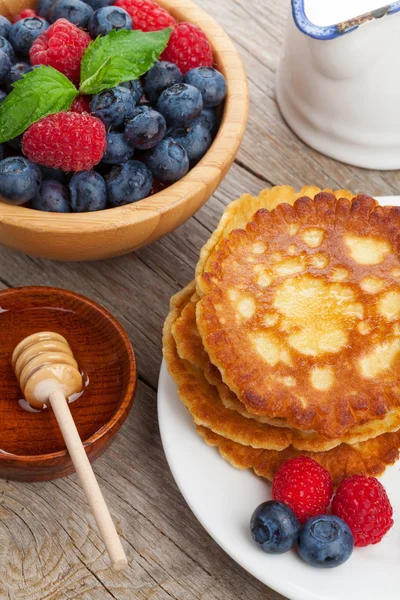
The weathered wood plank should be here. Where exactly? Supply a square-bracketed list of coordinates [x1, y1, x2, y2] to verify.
[0, 381, 283, 600]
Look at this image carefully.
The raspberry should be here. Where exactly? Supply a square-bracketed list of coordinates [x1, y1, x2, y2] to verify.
[12, 9, 38, 23]
[272, 457, 333, 524]
[161, 22, 213, 75]
[69, 95, 91, 114]
[29, 19, 91, 84]
[22, 112, 106, 172]
[114, 0, 175, 32]
[332, 475, 393, 547]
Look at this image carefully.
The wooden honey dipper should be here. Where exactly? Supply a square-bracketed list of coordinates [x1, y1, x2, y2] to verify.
[12, 331, 128, 570]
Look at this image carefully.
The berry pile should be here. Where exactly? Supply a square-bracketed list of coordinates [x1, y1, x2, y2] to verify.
[0, 0, 226, 211]
[250, 457, 394, 569]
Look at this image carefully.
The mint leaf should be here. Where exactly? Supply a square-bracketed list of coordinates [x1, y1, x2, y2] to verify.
[0, 66, 78, 143]
[80, 28, 171, 95]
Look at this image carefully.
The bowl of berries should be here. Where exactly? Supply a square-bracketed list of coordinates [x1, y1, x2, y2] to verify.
[0, 0, 248, 261]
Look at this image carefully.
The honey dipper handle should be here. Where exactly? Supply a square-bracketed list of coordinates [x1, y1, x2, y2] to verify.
[49, 390, 128, 571]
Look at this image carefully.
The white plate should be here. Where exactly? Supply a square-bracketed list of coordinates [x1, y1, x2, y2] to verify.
[157, 196, 400, 600]
[158, 362, 400, 600]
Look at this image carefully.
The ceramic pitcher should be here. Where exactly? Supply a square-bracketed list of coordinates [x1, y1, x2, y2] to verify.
[276, 1, 400, 170]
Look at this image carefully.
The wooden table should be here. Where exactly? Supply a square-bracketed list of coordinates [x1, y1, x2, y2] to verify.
[1, 1, 399, 598]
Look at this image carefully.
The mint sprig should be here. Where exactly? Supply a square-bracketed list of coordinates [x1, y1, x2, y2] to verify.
[0, 66, 78, 143]
[0, 28, 172, 143]
[79, 28, 172, 95]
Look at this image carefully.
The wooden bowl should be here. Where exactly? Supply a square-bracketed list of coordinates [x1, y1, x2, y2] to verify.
[0, 286, 136, 481]
[0, 0, 249, 261]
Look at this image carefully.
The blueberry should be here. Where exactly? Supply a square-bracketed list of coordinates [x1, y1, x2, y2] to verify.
[120, 78, 143, 104]
[37, 0, 58, 18]
[250, 501, 300, 554]
[40, 165, 69, 183]
[69, 171, 107, 212]
[124, 108, 166, 150]
[0, 51, 11, 82]
[129, 104, 151, 115]
[0, 89, 6, 104]
[0, 144, 4, 161]
[0, 16, 11, 40]
[50, 0, 93, 28]
[0, 157, 41, 205]
[102, 131, 133, 164]
[32, 180, 70, 212]
[90, 86, 135, 128]
[197, 108, 219, 137]
[7, 134, 23, 151]
[84, 0, 114, 9]
[168, 119, 212, 164]
[9, 18, 49, 57]
[88, 6, 132, 37]
[183, 67, 227, 108]
[156, 83, 203, 126]
[298, 515, 354, 568]
[4, 62, 32, 92]
[0, 36, 15, 62]
[106, 160, 152, 206]
[146, 137, 189, 182]
[144, 61, 182, 104]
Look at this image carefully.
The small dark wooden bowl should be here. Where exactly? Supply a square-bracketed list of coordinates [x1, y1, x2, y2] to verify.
[0, 286, 136, 481]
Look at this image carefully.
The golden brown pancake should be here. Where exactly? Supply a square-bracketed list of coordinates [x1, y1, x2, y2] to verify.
[195, 186, 354, 285]
[171, 283, 400, 451]
[173, 290, 294, 429]
[162, 283, 400, 484]
[164, 284, 293, 450]
[197, 192, 400, 438]
[197, 425, 400, 487]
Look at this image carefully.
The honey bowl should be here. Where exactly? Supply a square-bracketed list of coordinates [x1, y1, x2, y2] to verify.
[0, 286, 136, 481]
[0, 0, 249, 261]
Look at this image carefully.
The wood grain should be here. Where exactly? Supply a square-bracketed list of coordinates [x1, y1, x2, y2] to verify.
[1, 0, 399, 598]
[0, 286, 136, 481]
[0, 0, 249, 261]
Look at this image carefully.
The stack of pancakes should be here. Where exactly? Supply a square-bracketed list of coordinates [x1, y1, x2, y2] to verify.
[163, 186, 400, 485]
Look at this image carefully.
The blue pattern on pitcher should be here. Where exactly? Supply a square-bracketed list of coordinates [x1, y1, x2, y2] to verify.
[292, 0, 400, 39]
